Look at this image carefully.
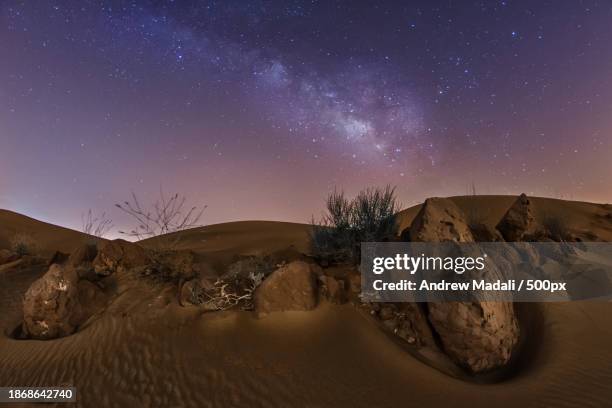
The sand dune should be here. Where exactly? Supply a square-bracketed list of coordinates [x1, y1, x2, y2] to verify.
[0, 210, 96, 256]
[1, 196, 612, 407]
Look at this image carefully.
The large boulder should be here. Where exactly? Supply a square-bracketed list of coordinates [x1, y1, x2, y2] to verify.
[496, 193, 535, 241]
[427, 302, 519, 373]
[92, 239, 149, 277]
[254, 261, 318, 315]
[408, 197, 520, 373]
[407, 197, 474, 242]
[22, 264, 82, 339]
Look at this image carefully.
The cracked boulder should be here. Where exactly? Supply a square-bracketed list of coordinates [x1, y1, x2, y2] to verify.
[427, 302, 519, 373]
[92, 239, 150, 277]
[408, 197, 520, 373]
[22, 264, 83, 339]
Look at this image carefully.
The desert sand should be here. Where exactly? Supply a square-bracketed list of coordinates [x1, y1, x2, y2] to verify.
[1, 196, 612, 407]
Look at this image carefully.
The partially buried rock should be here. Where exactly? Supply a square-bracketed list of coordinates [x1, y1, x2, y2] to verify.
[407, 197, 474, 242]
[496, 193, 535, 241]
[407, 197, 520, 373]
[22, 264, 83, 339]
[92, 239, 149, 277]
[254, 261, 318, 315]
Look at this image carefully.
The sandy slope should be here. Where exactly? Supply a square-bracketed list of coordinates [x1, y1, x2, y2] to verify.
[0, 209, 96, 256]
[1, 196, 612, 407]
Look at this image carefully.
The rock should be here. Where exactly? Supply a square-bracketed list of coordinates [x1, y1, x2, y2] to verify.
[427, 302, 519, 373]
[68, 243, 98, 266]
[254, 261, 318, 315]
[0, 249, 19, 265]
[48, 251, 69, 266]
[22, 264, 82, 339]
[407, 197, 521, 373]
[319, 275, 347, 304]
[407, 197, 474, 242]
[92, 239, 149, 277]
[469, 222, 504, 242]
[496, 193, 535, 241]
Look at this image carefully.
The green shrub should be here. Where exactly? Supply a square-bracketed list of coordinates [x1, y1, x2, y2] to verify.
[310, 185, 399, 264]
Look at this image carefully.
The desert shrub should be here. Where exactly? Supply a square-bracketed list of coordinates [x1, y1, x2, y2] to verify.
[9, 233, 38, 256]
[115, 188, 206, 250]
[542, 214, 572, 242]
[310, 185, 399, 265]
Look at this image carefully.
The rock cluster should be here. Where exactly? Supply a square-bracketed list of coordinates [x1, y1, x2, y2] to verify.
[22, 239, 150, 340]
[397, 196, 520, 373]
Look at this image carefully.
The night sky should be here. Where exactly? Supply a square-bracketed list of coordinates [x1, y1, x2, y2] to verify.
[2, 1, 612, 236]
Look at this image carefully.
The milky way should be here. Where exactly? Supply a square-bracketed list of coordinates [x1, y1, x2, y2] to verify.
[1, 1, 611, 234]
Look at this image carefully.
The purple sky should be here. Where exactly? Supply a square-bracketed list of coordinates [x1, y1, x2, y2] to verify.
[2, 1, 612, 237]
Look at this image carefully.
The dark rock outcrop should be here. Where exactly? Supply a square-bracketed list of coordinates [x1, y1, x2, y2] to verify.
[496, 193, 535, 241]
[427, 302, 519, 373]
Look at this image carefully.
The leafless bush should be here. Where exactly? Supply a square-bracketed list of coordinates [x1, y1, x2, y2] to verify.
[190, 272, 264, 311]
[81, 209, 113, 237]
[9, 233, 38, 256]
[115, 188, 206, 243]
